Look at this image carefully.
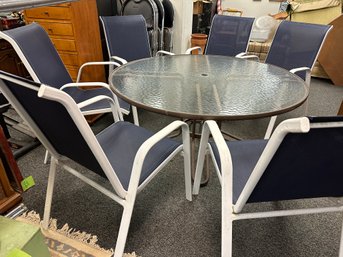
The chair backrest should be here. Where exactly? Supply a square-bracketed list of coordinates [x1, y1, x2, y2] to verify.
[100, 15, 152, 62]
[0, 23, 72, 89]
[265, 20, 332, 80]
[0, 71, 112, 181]
[205, 15, 255, 56]
[121, 0, 165, 28]
[240, 116, 343, 208]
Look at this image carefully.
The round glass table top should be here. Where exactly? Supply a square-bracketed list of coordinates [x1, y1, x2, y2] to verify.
[110, 55, 309, 120]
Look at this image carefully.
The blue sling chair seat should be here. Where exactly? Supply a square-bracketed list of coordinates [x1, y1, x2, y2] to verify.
[0, 71, 192, 257]
[193, 117, 343, 256]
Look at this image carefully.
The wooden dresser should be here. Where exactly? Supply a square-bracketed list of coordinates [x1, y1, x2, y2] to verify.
[24, 0, 105, 82]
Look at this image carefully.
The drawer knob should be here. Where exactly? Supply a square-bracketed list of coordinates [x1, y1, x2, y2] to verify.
[44, 11, 49, 16]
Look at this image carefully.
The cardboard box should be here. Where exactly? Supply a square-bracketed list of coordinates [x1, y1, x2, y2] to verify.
[318, 15, 343, 85]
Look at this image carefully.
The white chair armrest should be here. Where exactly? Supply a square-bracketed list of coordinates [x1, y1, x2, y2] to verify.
[289, 67, 310, 74]
[235, 52, 246, 58]
[77, 95, 122, 122]
[76, 61, 121, 82]
[110, 56, 128, 65]
[60, 82, 111, 91]
[185, 46, 202, 55]
[60, 82, 123, 121]
[156, 50, 175, 56]
[129, 120, 192, 201]
[290, 67, 311, 86]
[236, 52, 260, 61]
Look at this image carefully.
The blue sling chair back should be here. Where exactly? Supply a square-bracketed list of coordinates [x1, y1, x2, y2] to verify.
[193, 117, 343, 256]
[265, 20, 331, 81]
[186, 14, 255, 56]
[0, 71, 192, 257]
[99, 15, 175, 125]
[100, 15, 152, 64]
[0, 22, 132, 120]
[242, 20, 332, 139]
[205, 14, 255, 56]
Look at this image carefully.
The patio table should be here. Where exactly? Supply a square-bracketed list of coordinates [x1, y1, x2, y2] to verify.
[109, 54, 308, 183]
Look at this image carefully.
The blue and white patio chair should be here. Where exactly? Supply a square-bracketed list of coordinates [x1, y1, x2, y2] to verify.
[0, 22, 139, 163]
[238, 20, 332, 139]
[100, 14, 175, 125]
[0, 70, 192, 257]
[264, 20, 332, 82]
[193, 117, 343, 257]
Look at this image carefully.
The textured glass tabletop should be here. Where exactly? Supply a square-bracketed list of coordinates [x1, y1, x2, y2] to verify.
[110, 55, 309, 120]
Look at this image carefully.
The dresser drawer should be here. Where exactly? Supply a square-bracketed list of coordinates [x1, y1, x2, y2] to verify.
[59, 52, 78, 66]
[25, 6, 72, 20]
[51, 38, 77, 52]
[38, 21, 74, 37]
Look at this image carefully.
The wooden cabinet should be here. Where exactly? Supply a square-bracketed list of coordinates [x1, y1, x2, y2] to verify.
[24, 0, 106, 82]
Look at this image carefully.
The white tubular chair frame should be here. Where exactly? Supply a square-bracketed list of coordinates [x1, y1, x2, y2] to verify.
[194, 118, 343, 257]
[0, 73, 192, 257]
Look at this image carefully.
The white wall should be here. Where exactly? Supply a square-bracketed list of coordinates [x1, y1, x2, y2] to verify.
[170, 0, 193, 54]
[222, 0, 280, 18]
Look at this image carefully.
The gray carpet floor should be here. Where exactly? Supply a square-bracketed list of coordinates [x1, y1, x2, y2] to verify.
[15, 77, 343, 257]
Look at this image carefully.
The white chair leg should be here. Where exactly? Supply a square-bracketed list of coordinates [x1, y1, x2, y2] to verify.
[222, 216, 233, 257]
[43, 150, 49, 164]
[339, 216, 343, 257]
[113, 203, 135, 257]
[302, 71, 311, 116]
[182, 125, 192, 201]
[132, 106, 139, 126]
[193, 126, 210, 195]
[42, 157, 57, 229]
